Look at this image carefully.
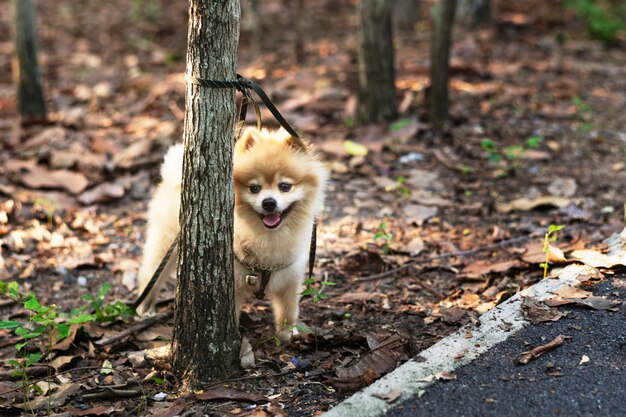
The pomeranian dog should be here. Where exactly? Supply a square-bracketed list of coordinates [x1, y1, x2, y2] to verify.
[136, 127, 328, 342]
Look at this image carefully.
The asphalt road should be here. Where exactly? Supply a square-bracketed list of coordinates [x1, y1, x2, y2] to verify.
[385, 278, 626, 417]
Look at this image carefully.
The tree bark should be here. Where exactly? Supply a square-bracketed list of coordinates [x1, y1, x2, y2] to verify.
[429, 0, 457, 130]
[12, 0, 46, 120]
[172, 0, 241, 389]
[457, 0, 490, 27]
[357, 0, 398, 125]
[393, 0, 420, 29]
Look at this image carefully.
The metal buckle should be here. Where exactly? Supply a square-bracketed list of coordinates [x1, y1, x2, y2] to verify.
[246, 274, 259, 286]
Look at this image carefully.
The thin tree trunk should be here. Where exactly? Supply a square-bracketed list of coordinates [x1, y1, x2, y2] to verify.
[429, 0, 457, 130]
[12, 0, 46, 120]
[357, 0, 398, 125]
[393, 0, 419, 29]
[457, 0, 490, 27]
[172, 0, 241, 389]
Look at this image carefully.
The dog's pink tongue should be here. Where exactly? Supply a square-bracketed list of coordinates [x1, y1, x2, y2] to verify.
[263, 212, 281, 227]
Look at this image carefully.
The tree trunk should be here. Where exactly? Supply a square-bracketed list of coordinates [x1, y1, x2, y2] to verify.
[171, 0, 241, 389]
[357, 0, 398, 125]
[429, 0, 457, 130]
[12, 0, 46, 120]
[393, 0, 419, 29]
[457, 0, 490, 27]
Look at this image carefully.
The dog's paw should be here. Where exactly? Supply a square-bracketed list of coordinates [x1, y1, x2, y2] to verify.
[240, 337, 256, 369]
[134, 304, 156, 320]
[276, 326, 299, 344]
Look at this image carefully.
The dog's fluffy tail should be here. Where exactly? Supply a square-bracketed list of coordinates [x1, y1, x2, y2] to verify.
[136, 144, 183, 315]
[160, 143, 184, 187]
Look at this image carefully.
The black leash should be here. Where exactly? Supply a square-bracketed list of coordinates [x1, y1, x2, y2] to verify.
[132, 74, 318, 310]
[131, 236, 178, 310]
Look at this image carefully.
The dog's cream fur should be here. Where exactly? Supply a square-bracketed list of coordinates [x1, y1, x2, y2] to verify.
[136, 127, 328, 341]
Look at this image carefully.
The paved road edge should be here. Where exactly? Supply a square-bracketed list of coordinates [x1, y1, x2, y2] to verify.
[322, 264, 595, 417]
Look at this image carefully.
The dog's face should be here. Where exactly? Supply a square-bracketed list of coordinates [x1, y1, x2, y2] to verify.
[233, 128, 325, 232]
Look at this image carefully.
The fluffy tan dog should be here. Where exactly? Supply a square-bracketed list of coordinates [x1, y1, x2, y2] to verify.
[136, 127, 328, 341]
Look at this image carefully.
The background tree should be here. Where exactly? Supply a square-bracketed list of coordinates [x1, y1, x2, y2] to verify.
[429, 0, 457, 130]
[357, 0, 398, 124]
[457, 0, 491, 27]
[171, 0, 241, 389]
[393, 0, 420, 29]
[12, 0, 46, 120]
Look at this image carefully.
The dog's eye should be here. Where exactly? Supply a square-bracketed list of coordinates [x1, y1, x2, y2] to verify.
[249, 184, 261, 194]
[278, 182, 292, 192]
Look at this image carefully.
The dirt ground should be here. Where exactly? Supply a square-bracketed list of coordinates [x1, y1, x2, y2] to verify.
[0, 0, 625, 416]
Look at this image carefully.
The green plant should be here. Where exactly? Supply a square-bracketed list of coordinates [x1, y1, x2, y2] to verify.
[572, 96, 596, 132]
[385, 176, 411, 197]
[480, 139, 502, 163]
[33, 197, 58, 227]
[301, 277, 336, 303]
[526, 135, 544, 149]
[73, 283, 136, 322]
[540, 224, 565, 278]
[374, 221, 393, 254]
[566, 0, 626, 43]
[0, 282, 96, 413]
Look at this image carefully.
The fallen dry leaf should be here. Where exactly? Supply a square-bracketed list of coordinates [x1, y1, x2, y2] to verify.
[16, 382, 81, 410]
[69, 405, 118, 416]
[521, 297, 565, 324]
[327, 368, 380, 393]
[518, 334, 569, 365]
[78, 181, 126, 205]
[404, 236, 425, 256]
[462, 259, 521, 279]
[569, 249, 625, 269]
[336, 292, 386, 304]
[195, 386, 266, 403]
[371, 389, 402, 403]
[153, 399, 187, 417]
[403, 204, 438, 225]
[20, 165, 89, 195]
[496, 196, 571, 213]
[336, 335, 407, 379]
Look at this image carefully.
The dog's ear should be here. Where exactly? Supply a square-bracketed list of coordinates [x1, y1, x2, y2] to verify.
[238, 128, 258, 151]
[285, 135, 307, 153]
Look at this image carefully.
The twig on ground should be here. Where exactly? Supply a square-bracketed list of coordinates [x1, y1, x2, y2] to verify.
[518, 334, 570, 365]
[357, 235, 531, 282]
[95, 311, 173, 347]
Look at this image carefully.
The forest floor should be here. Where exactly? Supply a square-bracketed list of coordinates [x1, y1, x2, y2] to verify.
[0, 0, 625, 416]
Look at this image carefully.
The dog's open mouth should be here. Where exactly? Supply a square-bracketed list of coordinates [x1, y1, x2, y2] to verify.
[259, 204, 294, 229]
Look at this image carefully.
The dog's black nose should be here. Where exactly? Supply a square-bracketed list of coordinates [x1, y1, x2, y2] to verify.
[262, 198, 277, 211]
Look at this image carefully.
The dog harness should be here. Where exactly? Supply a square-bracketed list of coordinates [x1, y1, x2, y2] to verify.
[234, 248, 292, 300]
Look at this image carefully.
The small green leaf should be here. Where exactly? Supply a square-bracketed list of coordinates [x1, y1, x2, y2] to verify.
[15, 327, 28, 336]
[8, 359, 21, 367]
[8, 282, 19, 299]
[100, 359, 114, 375]
[301, 288, 315, 296]
[343, 140, 368, 157]
[390, 118, 411, 131]
[549, 224, 565, 233]
[56, 324, 71, 341]
[22, 332, 44, 340]
[302, 278, 315, 285]
[0, 320, 21, 329]
[23, 296, 42, 311]
[151, 376, 166, 385]
[31, 385, 43, 394]
[15, 342, 27, 351]
[321, 281, 337, 286]
[26, 352, 42, 367]
[67, 314, 97, 325]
